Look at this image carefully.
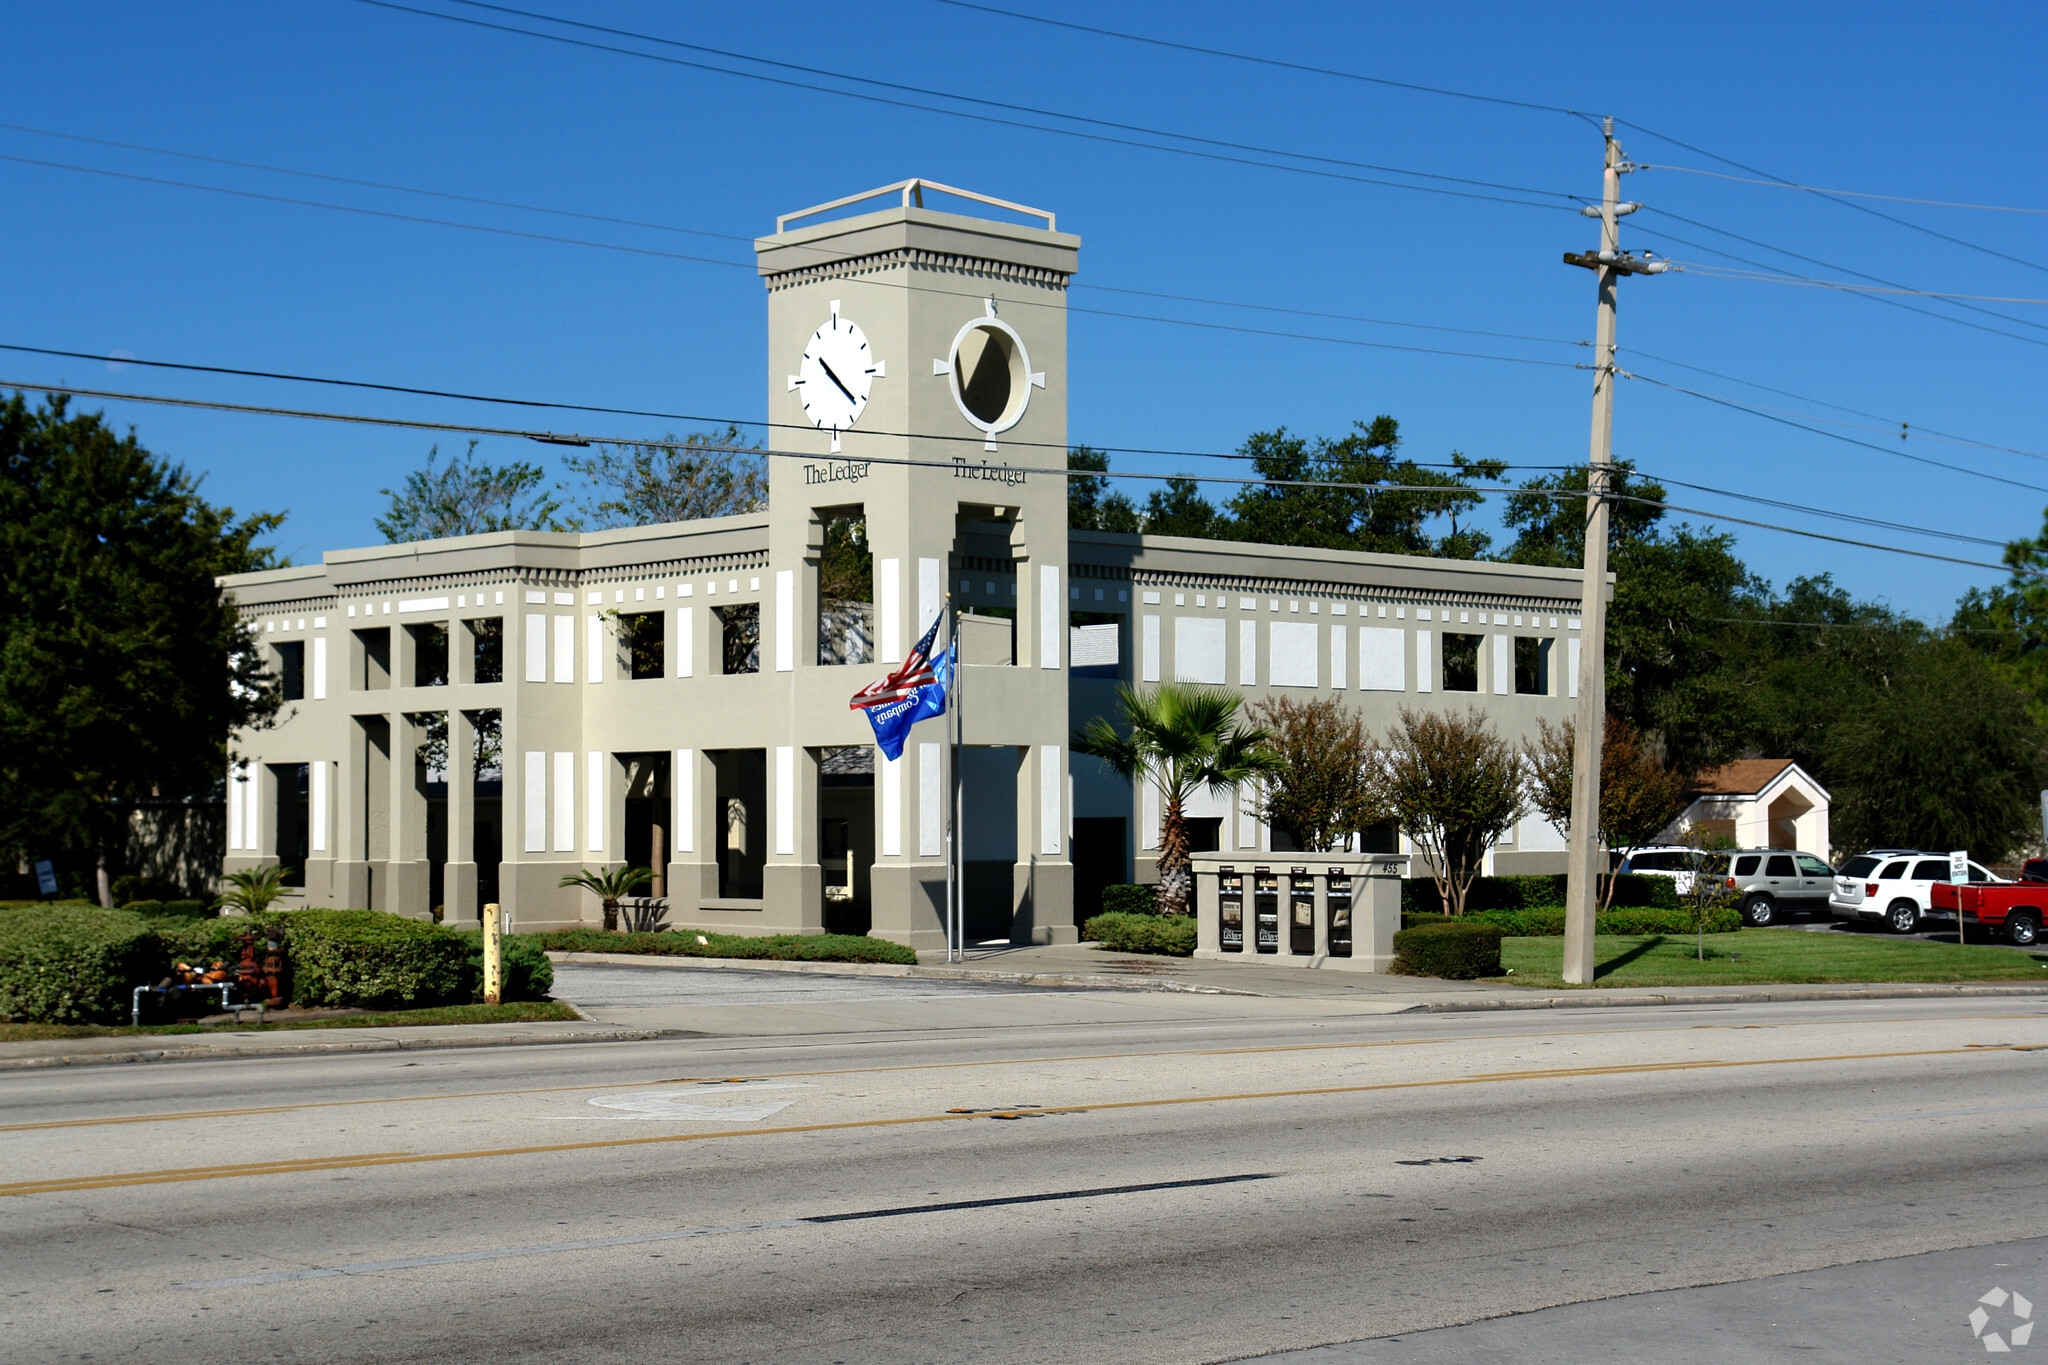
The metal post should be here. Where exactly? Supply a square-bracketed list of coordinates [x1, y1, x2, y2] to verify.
[1563, 118, 1634, 985]
[482, 901, 502, 1005]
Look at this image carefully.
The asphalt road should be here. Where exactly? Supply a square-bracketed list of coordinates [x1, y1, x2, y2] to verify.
[6, 986, 2048, 1363]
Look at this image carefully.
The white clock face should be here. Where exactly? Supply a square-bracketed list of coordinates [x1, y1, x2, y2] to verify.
[790, 302, 882, 450]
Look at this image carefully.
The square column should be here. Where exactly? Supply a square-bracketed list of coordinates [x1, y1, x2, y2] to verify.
[444, 708, 479, 926]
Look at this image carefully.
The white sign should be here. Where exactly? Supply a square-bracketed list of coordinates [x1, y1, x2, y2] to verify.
[1950, 850, 1970, 884]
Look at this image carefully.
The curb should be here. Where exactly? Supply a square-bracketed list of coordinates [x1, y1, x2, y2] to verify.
[0, 1027, 666, 1073]
[548, 951, 1257, 996]
[1416, 983, 2048, 1012]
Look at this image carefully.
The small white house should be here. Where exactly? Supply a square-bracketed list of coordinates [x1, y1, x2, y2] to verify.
[1657, 760, 1831, 855]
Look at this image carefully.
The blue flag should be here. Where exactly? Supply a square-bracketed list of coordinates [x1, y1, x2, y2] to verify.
[849, 619, 953, 761]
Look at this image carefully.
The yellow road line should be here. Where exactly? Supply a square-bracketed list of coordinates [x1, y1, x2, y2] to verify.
[6, 1043, 2032, 1198]
[9, 1012, 2038, 1135]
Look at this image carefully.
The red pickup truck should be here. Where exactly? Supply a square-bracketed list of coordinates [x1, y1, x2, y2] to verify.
[1930, 859, 2048, 946]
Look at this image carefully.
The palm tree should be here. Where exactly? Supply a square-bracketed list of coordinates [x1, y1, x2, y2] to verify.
[218, 864, 290, 915]
[1073, 683, 1280, 915]
[559, 864, 656, 932]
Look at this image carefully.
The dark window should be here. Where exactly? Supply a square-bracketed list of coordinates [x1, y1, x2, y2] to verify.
[1765, 855, 1796, 877]
[1442, 633, 1481, 692]
[1913, 859, 1951, 881]
[619, 611, 666, 680]
[1970, 863, 1991, 883]
[276, 641, 305, 701]
[1514, 636, 1549, 695]
[1733, 855, 1761, 876]
[1185, 817, 1222, 854]
[1878, 861, 1907, 879]
[408, 623, 448, 687]
[717, 604, 760, 675]
[1840, 856, 1880, 879]
[470, 617, 504, 684]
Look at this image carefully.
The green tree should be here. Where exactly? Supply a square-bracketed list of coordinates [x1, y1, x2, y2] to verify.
[1502, 463, 1764, 775]
[559, 864, 656, 933]
[1376, 707, 1525, 917]
[1072, 684, 1280, 915]
[0, 395, 285, 906]
[1954, 508, 2048, 729]
[1248, 696, 1385, 852]
[560, 426, 766, 529]
[1524, 715, 1691, 909]
[1741, 575, 1922, 779]
[377, 440, 564, 541]
[218, 864, 289, 914]
[1823, 640, 2048, 860]
[1140, 476, 1225, 539]
[1067, 446, 1140, 532]
[1226, 419, 1504, 558]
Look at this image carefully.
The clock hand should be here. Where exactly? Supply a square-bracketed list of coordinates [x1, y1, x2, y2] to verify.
[817, 357, 859, 406]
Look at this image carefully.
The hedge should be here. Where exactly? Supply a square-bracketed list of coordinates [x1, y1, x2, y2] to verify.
[531, 928, 918, 965]
[1403, 874, 1681, 914]
[1082, 911, 1196, 956]
[1404, 905, 1743, 936]
[0, 906, 164, 1025]
[1098, 884, 1159, 917]
[119, 899, 214, 919]
[1, 907, 553, 1024]
[1391, 922, 1505, 979]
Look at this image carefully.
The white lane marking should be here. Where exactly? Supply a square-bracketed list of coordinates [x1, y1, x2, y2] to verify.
[567, 1084, 814, 1122]
[1858, 1101, 2048, 1122]
[178, 1219, 807, 1289]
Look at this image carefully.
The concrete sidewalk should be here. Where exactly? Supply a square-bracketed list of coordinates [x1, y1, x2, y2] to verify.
[0, 1018, 661, 1072]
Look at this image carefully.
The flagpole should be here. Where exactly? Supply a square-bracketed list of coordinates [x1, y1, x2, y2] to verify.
[947, 592, 962, 963]
[937, 593, 954, 965]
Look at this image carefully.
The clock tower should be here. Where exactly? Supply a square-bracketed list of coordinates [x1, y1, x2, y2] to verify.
[754, 181, 1082, 949]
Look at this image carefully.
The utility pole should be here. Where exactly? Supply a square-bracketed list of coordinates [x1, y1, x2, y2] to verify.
[1560, 117, 1665, 984]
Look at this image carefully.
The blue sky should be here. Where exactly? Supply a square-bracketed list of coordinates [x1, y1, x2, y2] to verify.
[5, 0, 2044, 622]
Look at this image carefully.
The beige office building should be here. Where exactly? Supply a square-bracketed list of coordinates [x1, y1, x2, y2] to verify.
[221, 182, 1587, 949]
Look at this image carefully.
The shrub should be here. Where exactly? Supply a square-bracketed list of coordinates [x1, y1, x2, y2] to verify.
[529, 928, 919, 965]
[159, 899, 214, 919]
[112, 875, 186, 906]
[460, 933, 554, 1002]
[0, 906, 166, 1024]
[282, 910, 474, 1009]
[1599, 905, 1743, 936]
[1098, 884, 1160, 917]
[1082, 911, 1197, 956]
[1465, 905, 1743, 937]
[1403, 873, 1681, 914]
[1391, 922, 1505, 979]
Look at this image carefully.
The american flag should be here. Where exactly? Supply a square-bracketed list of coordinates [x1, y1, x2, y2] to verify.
[849, 616, 944, 711]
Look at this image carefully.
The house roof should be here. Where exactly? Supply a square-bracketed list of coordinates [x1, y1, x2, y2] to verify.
[1691, 759, 1799, 797]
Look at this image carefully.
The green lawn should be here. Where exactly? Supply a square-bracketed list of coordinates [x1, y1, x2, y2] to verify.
[1494, 929, 2048, 989]
[0, 1000, 580, 1042]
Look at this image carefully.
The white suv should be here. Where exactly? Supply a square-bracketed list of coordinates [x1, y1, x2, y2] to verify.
[1830, 851, 2005, 933]
[1613, 845, 1720, 897]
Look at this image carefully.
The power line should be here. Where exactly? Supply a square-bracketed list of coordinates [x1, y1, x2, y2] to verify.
[1637, 207, 2048, 337]
[1617, 347, 2048, 463]
[347, 0, 1579, 212]
[19, 123, 2046, 482]
[2, 377, 2029, 578]
[1668, 261, 2048, 306]
[924, 0, 1592, 120]
[440, 0, 1580, 204]
[1644, 164, 2048, 217]
[0, 342, 1573, 470]
[1626, 221, 2048, 351]
[0, 119, 1591, 350]
[1620, 123, 2048, 280]
[1622, 370, 2048, 495]
[0, 155, 1585, 374]
[1634, 468, 2012, 548]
